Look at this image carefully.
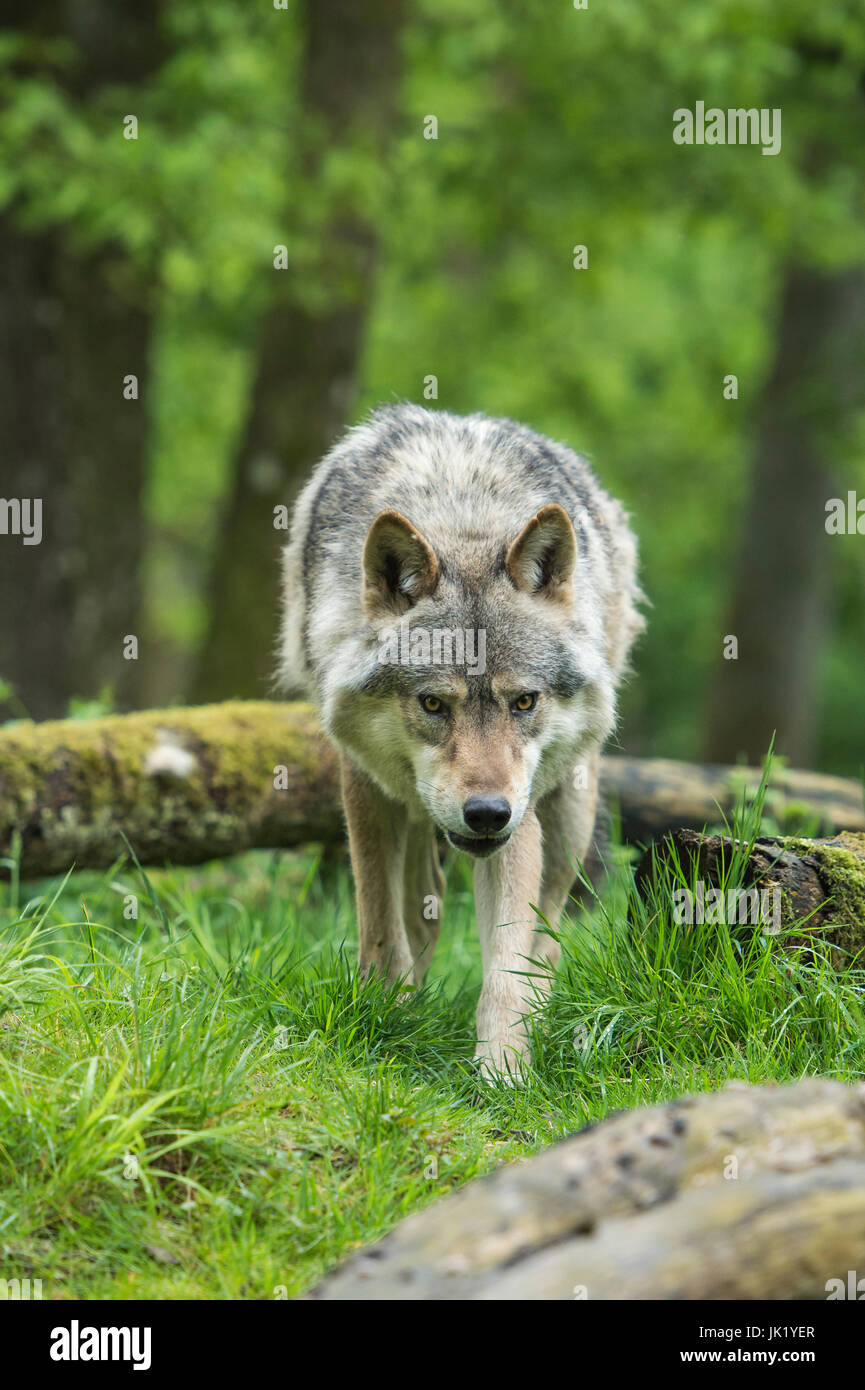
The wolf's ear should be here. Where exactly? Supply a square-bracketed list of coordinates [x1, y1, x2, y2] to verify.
[363, 510, 440, 617]
[506, 503, 577, 605]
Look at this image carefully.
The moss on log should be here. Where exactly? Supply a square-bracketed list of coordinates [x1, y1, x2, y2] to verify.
[0, 699, 862, 879]
[635, 828, 865, 961]
[309, 1078, 865, 1300]
[0, 701, 342, 878]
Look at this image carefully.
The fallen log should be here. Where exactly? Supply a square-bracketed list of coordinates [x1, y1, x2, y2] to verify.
[634, 829, 865, 961]
[602, 754, 865, 843]
[309, 1078, 865, 1299]
[0, 699, 862, 879]
[0, 701, 342, 879]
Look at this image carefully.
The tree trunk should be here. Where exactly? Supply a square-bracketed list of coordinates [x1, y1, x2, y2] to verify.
[309, 1078, 865, 1300]
[0, 0, 166, 719]
[1, 701, 863, 879]
[703, 264, 865, 767]
[190, 0, 406, 703]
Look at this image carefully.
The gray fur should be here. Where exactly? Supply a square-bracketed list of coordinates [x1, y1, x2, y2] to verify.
[279, 403, 645, 1076]
[282, 402, 643, 712]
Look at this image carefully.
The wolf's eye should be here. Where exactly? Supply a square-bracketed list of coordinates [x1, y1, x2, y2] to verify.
[420, 694, 444, 714]
[511, 692, 538, 713]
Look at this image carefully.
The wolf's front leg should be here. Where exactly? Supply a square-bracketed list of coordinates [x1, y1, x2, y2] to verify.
[340, 756, 415, 985]
[535, 748, 602, 960]
[402, 822, 444, 984]
[473, 809, 544, 1080]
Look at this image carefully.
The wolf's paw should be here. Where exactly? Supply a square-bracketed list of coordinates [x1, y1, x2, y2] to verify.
[358, 958, 416, 996]
[473, 1040, 528, 1087]
[393, 978, 418, 1004]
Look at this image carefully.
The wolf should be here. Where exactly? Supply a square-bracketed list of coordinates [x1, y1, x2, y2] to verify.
[280, 404, 644, 1077]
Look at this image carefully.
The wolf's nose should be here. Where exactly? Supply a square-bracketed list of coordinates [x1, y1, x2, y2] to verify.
[463, 796, 511, 834]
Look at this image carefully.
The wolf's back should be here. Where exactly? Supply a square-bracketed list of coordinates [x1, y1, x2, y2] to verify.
[279, 403, 644, 697]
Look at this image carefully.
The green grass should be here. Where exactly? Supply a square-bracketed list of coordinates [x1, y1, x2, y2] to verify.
[1, 775, 864, 1300]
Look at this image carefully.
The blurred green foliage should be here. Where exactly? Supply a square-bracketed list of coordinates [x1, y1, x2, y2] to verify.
[1, 0, 863, 764]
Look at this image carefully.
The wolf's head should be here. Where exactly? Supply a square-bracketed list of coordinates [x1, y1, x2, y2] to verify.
[330, 505, 615, 858]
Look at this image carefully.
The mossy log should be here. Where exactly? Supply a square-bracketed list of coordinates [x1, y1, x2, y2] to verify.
[604, 755, 865, 842]
[634, 828, 865, 960]
[0, 701, 342, 879]
[0, 699, 863, 879]
[309, 1078, 865, 1300]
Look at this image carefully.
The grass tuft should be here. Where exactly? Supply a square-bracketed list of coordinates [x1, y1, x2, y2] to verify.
[1, 766, 863, 1297]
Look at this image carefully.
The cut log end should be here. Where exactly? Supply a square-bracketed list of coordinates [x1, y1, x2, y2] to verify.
[634, 828, 865, 962]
